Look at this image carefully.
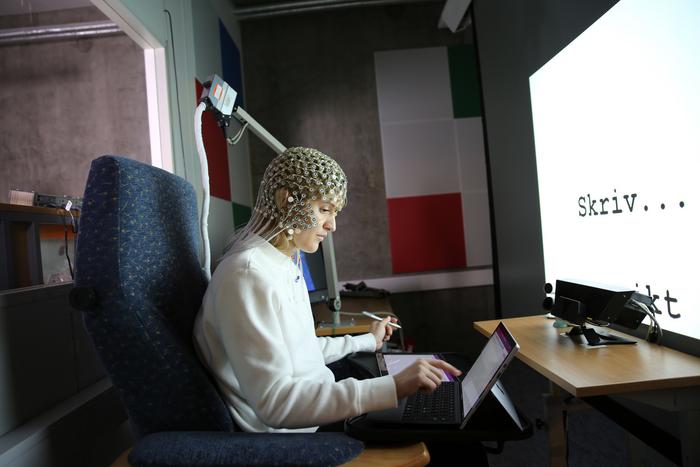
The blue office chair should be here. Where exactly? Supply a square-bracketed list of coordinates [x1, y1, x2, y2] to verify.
[69, 156, 424, 466]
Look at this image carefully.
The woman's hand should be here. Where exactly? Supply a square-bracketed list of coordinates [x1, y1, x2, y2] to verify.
[370, 316, 398, 350]
[392, 359, 462, 399]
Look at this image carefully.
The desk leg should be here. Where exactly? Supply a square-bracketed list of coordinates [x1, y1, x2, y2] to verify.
[680, 410, 699, 467]
[543, 383, 568, 467]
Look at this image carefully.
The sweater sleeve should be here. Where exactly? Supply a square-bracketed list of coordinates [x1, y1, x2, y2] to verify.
[213, 267, 397, 430]
[316, 333, 378, 364]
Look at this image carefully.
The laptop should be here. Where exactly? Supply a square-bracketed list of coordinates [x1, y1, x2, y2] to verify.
[365, 321, 520, 429]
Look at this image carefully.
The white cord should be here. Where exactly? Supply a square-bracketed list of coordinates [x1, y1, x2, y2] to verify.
[227, 122, 249, 145]
[194, 101, 211, 281]
[646, 310, 662, 342]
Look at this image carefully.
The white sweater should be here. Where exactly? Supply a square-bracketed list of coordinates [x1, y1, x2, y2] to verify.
[193, 239, 398, 432]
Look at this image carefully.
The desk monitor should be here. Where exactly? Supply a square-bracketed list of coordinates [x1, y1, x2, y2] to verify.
[301, 247, 328, 304]
[300, 233, 342, 322]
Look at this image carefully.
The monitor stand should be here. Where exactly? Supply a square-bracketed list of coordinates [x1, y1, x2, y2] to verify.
[317, 297, 355, 330]
[317, 310, 355, 329]
[566, 323, 636, 346]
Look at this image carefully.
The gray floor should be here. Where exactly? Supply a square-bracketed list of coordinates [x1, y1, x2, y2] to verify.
[487, 360, 630, 467]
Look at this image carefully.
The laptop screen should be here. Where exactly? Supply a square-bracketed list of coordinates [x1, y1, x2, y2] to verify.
[460, 323, 518, 420]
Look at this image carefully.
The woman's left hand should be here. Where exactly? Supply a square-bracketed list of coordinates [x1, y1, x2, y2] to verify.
[370, 316, 398, 350]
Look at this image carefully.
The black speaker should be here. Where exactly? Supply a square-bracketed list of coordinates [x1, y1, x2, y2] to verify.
[542, 282, 554, 311]
[542, 296, 554, 310]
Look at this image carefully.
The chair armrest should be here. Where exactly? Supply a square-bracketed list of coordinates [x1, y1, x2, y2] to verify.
[128, 431, 364, 466]
[343, 442, 429, 466]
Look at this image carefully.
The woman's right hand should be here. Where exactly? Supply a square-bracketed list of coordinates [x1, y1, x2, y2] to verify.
[392, 359, 462, 400]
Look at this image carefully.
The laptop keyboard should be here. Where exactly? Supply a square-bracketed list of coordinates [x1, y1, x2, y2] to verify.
[402, 381, 458, 423]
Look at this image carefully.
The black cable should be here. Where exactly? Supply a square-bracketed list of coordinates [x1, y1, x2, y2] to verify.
[59, 209, 74, 279]
[628, 298, 663, 343]
[164, 8, 188, 181]
[70, 210, 78, 272]
[646, 310, 662, 343]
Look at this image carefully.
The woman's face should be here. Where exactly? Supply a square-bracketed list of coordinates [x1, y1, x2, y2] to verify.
[292, 200, 338, 253]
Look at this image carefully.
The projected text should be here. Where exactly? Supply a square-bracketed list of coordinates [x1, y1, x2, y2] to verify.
[578, 190, 686, 217]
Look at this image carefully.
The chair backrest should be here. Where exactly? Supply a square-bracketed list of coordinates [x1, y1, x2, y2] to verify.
[72, 155, 236, 438]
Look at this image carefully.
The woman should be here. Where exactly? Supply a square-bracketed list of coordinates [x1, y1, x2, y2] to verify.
[194, 147, 460, 433]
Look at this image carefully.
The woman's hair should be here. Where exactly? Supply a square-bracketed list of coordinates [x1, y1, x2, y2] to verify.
[221, 147, 347, 259]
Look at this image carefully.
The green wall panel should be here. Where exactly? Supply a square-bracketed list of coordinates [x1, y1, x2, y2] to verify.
[232, 202, 252, 229]
[448, 45, 482, 118]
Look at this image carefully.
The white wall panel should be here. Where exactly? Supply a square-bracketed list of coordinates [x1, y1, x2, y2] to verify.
[381, 120, 461, 198]
[455, 117, 488, 193]
[462, 191, 493, 266]
[374, 47, 453, 123]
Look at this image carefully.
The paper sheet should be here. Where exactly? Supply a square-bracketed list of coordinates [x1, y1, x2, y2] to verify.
[381, 353, 453, 381]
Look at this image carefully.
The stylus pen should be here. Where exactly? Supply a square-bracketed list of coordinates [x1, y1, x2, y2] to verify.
[362, 311, 402, 329]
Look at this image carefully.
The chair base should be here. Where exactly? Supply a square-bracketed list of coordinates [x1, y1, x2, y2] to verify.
[111, 442, 429, 467]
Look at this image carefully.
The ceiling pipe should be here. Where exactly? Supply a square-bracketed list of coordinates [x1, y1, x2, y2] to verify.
[233, 0, 440, 20]
[0, 20, 121, 46]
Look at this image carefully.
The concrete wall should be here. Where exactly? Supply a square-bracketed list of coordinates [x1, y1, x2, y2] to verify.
[237, 4, 496, 360]
[1, 0, 248, 279]
[240, 4, 467, 281]
[0, 6, 150, 205]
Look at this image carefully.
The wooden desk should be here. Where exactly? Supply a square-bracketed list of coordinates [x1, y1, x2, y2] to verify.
[474, 315, 700, 398]
[313, 297, 395, 337]
[474, 315, 700, 466]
